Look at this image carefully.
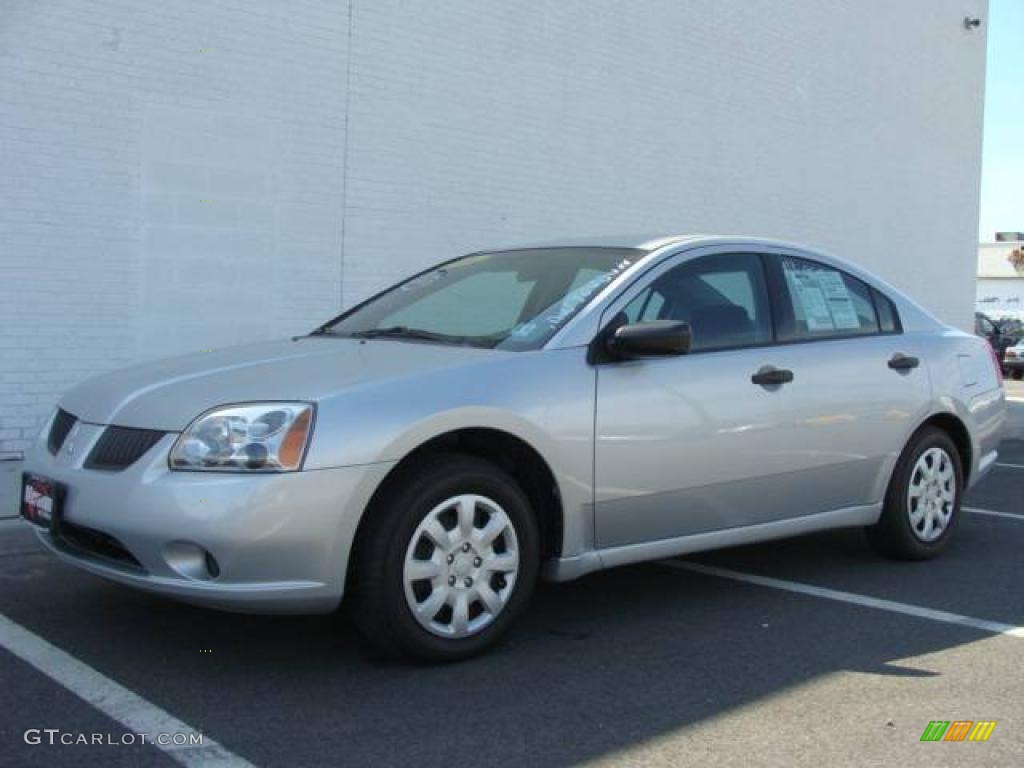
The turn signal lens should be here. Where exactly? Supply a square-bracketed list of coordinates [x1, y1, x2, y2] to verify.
[279, 408, 312, 470]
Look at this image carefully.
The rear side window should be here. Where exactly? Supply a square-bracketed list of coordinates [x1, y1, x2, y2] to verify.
[775, 256, 880, 341]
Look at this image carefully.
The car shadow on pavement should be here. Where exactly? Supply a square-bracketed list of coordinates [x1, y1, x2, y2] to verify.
[1, 521, 1016, 767]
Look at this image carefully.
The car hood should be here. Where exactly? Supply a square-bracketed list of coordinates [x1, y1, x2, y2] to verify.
[61, 337, 501, 431]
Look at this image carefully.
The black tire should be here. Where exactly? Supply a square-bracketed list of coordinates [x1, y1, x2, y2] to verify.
[348, 453, 539, 662]
[1012, 369, 1023, 381]
[866, 426, 963, 560]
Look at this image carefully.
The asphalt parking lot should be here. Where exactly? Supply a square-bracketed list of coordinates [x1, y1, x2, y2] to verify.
[1, 382, 1022, 768]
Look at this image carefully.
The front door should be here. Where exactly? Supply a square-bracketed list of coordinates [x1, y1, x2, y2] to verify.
[594, 250, 803, 548]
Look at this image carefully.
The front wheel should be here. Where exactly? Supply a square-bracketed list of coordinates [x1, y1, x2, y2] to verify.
[866, 426, 963, 560]
[350, 454, 539, 662]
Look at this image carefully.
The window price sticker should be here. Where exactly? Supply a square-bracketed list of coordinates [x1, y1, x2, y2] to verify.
[784, 262, 861, 331]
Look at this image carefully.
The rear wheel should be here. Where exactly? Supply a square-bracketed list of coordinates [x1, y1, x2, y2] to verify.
[350, 454, 539, 662]
[866, 426, 963, 560]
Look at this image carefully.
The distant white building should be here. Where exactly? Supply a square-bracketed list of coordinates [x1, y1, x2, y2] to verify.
[976, 237, 1024, 319]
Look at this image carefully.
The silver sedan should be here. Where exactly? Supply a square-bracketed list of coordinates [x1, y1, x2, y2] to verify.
[21, 235, 1006, 661]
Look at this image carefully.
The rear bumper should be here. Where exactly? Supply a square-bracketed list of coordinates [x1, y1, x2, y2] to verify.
[22, 427, 394, 613]
[974, 449, 999, 486]
[965, 387, 1006, 490]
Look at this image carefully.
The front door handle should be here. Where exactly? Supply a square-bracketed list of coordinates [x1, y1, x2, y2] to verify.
[751, 366, 794, 386]
[888, 353, 920, 371]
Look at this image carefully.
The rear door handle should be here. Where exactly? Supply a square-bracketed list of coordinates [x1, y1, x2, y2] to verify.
[751, 366, 794, 386]
[888, 353, 919, 371]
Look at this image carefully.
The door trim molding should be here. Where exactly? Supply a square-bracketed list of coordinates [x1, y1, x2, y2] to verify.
[543, 503, 881, 581]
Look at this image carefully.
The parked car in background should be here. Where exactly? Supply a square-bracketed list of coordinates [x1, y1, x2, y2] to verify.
[975, 311, 998, 340]
[22, 235, 1007, 661]
[1005, 340, 1024, 380]
[974, 311, 1018, 372]
[998, 317, 1024, 346]
[975, 312, 1024, 375]
[976, 311, 1004, 353]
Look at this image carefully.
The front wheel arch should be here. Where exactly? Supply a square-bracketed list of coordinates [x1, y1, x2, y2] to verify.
[345, 427, 563, 596]
[345, 452, 541, 660]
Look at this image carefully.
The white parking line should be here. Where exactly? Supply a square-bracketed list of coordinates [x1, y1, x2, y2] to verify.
[963, 505, 1024, 521]
[662, 561, 1024, 639]
[995, 462, 1024, 470]
[0, 613, 255, 767]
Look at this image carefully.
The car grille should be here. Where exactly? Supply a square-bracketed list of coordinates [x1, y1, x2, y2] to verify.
[84, 426, 167, 470]
[47, 408, 78, 455]
[57, 520, 145, 571]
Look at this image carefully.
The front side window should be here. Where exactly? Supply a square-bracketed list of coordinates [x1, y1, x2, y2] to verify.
[323, 247, 639, 350]
[775, 256, 880, 341]
[621, 253, 773, 352]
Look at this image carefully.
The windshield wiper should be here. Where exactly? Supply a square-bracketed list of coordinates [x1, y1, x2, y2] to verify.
[346, 326, 480, 346]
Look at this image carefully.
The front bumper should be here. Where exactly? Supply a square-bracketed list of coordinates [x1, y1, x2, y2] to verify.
[23, 423, 394, 613]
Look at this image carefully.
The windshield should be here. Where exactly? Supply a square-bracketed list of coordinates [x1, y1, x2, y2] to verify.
[320, 247, 641, 350]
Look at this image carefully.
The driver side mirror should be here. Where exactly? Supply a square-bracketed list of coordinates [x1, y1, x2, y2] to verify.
[604, 320, 692, 361]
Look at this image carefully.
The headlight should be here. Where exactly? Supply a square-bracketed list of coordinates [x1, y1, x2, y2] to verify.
[169, 403, 314, 472]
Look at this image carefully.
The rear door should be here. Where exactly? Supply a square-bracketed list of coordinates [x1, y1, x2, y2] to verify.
[755, 251, 931, 510]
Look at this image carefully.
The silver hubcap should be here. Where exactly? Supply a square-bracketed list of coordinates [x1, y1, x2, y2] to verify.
[403, 494, 520, 639]
[907, 447, 956, 542]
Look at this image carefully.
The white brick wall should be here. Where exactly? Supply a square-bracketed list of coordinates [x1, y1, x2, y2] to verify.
[0, 0, 349, 453]
[0, 0, 988, 453]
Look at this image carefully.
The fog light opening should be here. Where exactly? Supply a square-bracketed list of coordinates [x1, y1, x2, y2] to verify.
[164, 541, 220, 581]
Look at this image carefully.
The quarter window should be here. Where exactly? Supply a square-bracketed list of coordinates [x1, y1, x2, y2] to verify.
[776, 256, 880, 340]
[621, 253, 772, 352]
[873, 288, 901, 333]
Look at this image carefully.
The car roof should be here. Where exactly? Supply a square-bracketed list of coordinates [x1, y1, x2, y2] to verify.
[481, 234, 703, 251]
[482, 233, 853, 254]
[530, 234, 947, 347]
[481, 234, 919, 306]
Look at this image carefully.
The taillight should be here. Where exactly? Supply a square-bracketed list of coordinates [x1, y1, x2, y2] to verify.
[987, 343, 1004, 386]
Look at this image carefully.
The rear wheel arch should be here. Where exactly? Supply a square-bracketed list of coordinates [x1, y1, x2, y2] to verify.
[871, 410, 972, 517]
[868, 423, 964, 560]
[915, 412, 972, 485]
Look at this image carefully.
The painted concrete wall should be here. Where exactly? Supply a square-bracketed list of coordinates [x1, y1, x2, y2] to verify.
[0, 0, 989, 454]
